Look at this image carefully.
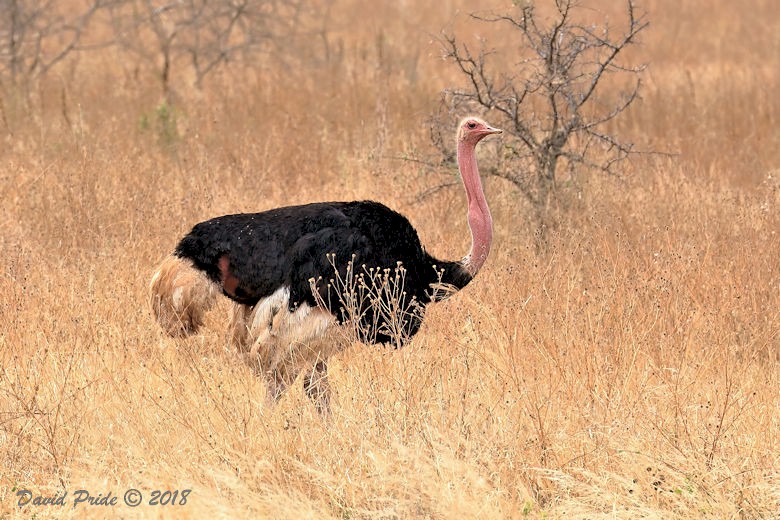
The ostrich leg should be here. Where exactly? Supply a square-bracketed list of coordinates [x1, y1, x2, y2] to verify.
[302, 361, 331, 416]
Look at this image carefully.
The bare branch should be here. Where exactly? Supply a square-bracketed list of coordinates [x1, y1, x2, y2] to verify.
[0, 0, 107, 84]
[104, 0, 309, 97]
[414, 180, 462, 203]
[432, 0, 655, 222]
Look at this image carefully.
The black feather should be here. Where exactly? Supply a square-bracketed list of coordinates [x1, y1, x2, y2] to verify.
[173, 201, 473, 345]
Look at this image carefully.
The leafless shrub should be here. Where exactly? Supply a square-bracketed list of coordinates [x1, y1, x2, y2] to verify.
[0, 0, 103, 86]
[309, 254, 433, 349]
[431, 0, 651, 227]
[106, 0, 311, 100]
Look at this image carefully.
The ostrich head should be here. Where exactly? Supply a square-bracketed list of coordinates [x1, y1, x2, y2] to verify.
[457, 117, 502, 144]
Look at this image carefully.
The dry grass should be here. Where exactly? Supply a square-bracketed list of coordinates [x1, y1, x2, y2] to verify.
[1, 0, 778, 518]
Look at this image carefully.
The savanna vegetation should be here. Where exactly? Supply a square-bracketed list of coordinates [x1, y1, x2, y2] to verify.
[1, 0, 778, 517]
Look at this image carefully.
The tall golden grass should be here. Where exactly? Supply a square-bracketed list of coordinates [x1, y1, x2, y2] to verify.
[1, 0, 778, 517]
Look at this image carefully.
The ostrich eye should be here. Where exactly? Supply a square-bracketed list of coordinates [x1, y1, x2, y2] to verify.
[467, 122, 477, 129]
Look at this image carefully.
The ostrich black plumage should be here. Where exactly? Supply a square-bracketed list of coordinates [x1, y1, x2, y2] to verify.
[175, 201, 472, 343]
[150, 117, 501, 413]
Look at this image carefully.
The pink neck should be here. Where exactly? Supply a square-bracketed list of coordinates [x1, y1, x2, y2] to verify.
[457, 139, 493, 276]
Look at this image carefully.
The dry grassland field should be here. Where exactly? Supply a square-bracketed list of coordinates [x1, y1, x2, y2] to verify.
[1, 0, 778, 518]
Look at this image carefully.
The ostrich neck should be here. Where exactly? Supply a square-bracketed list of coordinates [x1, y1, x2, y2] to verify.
[458, 139, 493, 276]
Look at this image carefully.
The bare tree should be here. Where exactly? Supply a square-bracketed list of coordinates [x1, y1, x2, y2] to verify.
[432, 0, 650, 225]
[0, 0, 103, 85]
[107, 0, 308, 101]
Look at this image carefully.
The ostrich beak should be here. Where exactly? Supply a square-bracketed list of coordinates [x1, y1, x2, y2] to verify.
[484, 125, 502, 135]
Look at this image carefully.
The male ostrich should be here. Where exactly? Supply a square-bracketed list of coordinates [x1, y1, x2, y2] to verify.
[150, 117, 501, 413]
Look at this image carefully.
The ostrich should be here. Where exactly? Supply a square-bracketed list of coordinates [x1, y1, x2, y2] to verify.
[149, 117, 501, 414]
